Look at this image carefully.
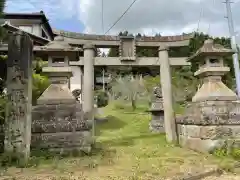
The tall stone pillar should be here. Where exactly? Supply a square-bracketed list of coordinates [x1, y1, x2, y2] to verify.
[80, 66, 84, 102]
[83, 44, 95, 116]
[159, 46, 177, 143]
[5, 31, 33, 165]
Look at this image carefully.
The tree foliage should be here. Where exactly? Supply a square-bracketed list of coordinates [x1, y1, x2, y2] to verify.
[0, 0, 5, 15]
[110, 75, 146, 110]
[32, 73, 49, 105]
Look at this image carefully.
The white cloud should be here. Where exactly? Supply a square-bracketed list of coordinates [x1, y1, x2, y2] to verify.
[77, 0, 240, 39]
[5, 0, 240, 42]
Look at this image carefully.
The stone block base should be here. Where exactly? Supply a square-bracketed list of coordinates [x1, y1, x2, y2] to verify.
[178, 124, 240, 153]
[31, 131, 92, 153]
[31, 102, 93, 154]
[149, 115, 165, 133]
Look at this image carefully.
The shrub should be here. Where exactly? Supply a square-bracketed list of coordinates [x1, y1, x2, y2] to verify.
[95, 90, 108, 107]
[32, 73, 49, 105]
[213, 142, 240, 160]
[231, 147, 240, 160]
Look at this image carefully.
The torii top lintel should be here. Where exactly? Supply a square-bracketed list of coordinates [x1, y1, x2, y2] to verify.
[53, 29, 193, 48]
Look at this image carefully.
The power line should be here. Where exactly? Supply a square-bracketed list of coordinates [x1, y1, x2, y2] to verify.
[196, 0, 204, 32]
[101, 0, 104, 33]
[104, 0, 138, 35]
[207, 0, 215, 34]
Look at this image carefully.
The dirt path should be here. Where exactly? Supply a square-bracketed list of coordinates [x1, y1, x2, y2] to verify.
[203, 174, 240, 180]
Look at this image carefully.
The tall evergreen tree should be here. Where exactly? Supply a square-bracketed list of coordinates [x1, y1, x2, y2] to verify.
[0, 0, 7, 42]
[0, 0, 5, 15]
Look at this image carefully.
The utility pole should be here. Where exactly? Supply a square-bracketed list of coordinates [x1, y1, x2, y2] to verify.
[102, 67, 105, 91]
[224, 0, 240, 96]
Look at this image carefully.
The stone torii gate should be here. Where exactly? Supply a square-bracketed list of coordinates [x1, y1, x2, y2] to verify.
[35, 31, 193, 143]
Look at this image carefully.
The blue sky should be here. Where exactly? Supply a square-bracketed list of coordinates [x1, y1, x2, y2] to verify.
[4, 0, 240, 39]
[5, 0, 85, 32]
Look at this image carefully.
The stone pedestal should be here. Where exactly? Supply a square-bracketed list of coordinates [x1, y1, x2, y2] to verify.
[149, 100, 165, 133]
[32, 102, 92, 153]
[177, 101, 240, 153]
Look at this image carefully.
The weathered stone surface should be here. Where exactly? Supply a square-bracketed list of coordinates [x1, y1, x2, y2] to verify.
[32, 119, 90, 133]
[150, 101, 164, 111]
[119, 36, 136, 61]
[37, 84, 75, 105]
[53, 29, 193, 42]
[179, 135, 226, 153]
[4, 32, 33, 163]
[31, 101, 93, 152]
[177, 101, 240, 125]
[31, 131, 92, 153]
[178, 124, 240, 138]
[149, 116, 165, 133]
[177, 125, 200, 138]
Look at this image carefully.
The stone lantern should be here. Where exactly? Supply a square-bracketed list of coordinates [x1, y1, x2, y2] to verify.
[191, 39, 237, 102]
[176, 39, 240, 153]
[31, 36, 93, 153]
[35, 36, 81, 104]
[149, 86, 165, 133]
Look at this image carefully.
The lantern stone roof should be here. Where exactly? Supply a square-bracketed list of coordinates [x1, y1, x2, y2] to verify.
[39, 36, 82, 51]
[188, 39, 234, 62]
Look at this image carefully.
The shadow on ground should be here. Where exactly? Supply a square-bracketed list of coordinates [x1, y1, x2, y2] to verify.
[99, 133, 165, 147]
[95, 115, 127, 136]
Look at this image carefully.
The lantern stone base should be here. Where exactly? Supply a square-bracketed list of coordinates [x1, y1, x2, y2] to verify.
[177, 124, 240, 153]
[32, 102, 93, 154]
[149, 111, 165, 133]
[177, 100, 240, 153]
[32, 80, 93, 154]
[149, 100, 165, 133]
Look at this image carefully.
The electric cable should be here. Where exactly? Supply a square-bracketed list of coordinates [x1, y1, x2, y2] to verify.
[104, 0, 138, 35]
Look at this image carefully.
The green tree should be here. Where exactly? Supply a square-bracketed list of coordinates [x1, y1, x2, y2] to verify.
[0, 0, 8, 43]
[110, 75, 146, 110]
[0, 0, 5, 15]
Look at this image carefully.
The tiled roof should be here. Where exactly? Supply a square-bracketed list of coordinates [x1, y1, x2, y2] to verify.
[188, 39, 234, 62]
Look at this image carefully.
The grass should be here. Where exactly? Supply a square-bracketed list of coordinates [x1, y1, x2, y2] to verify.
[0, 103, 238, 180]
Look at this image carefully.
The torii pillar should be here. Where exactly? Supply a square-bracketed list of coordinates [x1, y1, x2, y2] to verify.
[83, 44, 95, 120]
[159, 45, 178, 143]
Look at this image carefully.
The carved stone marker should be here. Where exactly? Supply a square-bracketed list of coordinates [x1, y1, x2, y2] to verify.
[177, 39, 240, 153]
[119, 36, 136, 61]
[4, 31, 33, 164]
[149, 86, 165, 133]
